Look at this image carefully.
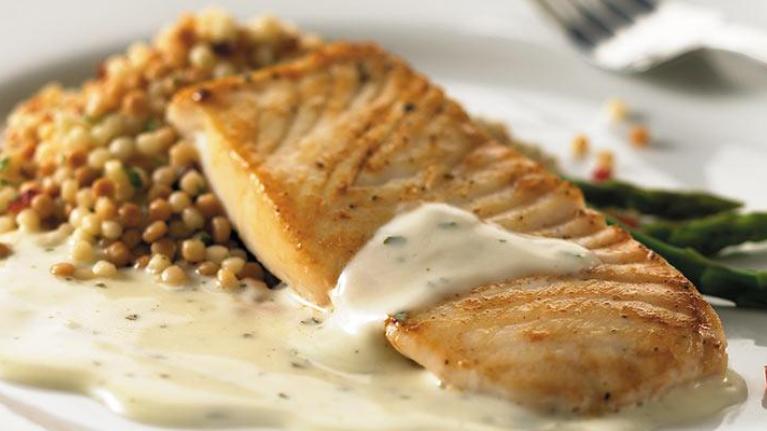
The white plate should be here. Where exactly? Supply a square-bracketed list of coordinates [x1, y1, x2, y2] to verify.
[1, 1, 766, 430]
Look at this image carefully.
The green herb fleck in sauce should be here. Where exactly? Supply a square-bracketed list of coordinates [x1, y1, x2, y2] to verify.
[438, 221, 459, 229]
[383, 235, 407, 246]
[392, 311, 409, 322]
[299, 317, 322, 325]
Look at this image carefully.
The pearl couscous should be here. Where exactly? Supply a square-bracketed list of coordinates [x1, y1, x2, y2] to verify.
[0, 9, 320, 286]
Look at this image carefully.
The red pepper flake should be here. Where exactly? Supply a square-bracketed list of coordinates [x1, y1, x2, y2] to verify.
[7, 189, 39, 214]
[591, 166, 613, 182]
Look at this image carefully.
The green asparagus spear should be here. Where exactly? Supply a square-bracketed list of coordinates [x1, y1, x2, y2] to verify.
[642, 212, 767, 256]
[609, 218, 767, 308]
[571, 178, 742, 220]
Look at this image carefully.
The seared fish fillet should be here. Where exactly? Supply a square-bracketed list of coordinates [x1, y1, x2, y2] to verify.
[168, 42, 726, 413]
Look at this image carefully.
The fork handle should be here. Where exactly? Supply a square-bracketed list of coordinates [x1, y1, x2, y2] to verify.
[703, 24, 767, 67]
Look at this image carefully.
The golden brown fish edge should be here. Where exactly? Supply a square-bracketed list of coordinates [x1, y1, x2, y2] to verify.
[168, 42, 440, 305]
[168, 41, 728, 412]
[156, 111, 333, 304]
[384, 270, 728, 414]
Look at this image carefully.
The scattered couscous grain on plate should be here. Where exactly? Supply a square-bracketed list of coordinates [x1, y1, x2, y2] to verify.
[0, 242, 11, 259]
[629, 124, 651, 148]
[605, 98, 628, 123]
[570, 133, 590, 159]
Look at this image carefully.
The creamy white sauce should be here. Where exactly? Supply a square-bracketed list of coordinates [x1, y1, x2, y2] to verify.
[0, 225, 747, 430]
[330, 203, 599, 343]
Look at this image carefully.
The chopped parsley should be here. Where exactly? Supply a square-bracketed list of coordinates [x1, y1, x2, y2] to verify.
[197, 232, 213, 245]
[145, 118, 162, 131]
[438, 221, 458, 229]
[0, 157, 10, 172]
[125, 167, 144, 189]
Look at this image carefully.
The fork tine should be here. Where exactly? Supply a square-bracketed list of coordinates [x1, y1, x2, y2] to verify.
[598, 0, 635, 23]
[537, 0, 611, 50]
[537, 0, 593, 49]
[536, 0, 577, 29]
[572, 0, 615, 36]
[620, 0, 657, 13]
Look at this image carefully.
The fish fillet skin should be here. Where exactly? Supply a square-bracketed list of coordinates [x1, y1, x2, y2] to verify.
[168, 42, 727, 413]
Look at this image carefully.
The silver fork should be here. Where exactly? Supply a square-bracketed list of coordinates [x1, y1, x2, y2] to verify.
[536, 0, 767, 72]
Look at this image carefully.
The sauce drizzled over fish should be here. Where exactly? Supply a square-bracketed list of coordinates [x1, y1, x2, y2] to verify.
[168, 42, 727, 413]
